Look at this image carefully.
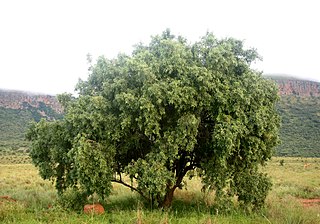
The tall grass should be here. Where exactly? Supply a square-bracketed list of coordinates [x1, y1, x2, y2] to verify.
[263, 157, 320, 199]
[0, 157, 320, 223]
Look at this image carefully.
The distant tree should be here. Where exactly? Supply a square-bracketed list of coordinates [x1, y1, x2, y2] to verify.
[26, 30, 280, 209]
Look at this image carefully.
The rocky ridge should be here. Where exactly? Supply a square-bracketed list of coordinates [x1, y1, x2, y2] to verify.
[266, 76, 320, 97]
[276, 79, 320, 97]
[0, 89, 62, 115]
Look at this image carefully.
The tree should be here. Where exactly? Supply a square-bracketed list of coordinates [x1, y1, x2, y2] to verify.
[27, 30, 280, 209]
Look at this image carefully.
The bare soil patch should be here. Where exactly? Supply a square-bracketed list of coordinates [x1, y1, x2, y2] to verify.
[0, 195, 16, 202]
[0, 195, 17, 206]
[299, 198, 320, 207]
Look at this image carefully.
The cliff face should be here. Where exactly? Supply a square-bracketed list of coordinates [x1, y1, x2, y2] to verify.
[0, 89, 62, 114]
[0, 89, 64, 152]
[272, 79, 320, 97]
[266, 77, 320, 157]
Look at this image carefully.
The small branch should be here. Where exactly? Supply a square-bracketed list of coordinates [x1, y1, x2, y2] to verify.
[111, 178, 149, 202]
[184, 164, 195, 173]
[174, 164, 196, 188]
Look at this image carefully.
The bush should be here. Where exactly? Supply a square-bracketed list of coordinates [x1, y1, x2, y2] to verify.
[57, 188, 88, 212]
[234, 172, 272, 212]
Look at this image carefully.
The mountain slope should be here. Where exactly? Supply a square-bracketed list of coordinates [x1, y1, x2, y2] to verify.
[0, 89, 63, 153]
[269, 77, 320, 157]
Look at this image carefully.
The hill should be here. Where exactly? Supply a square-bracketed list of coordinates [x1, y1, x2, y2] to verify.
[1, 77, 320, 157]
[0, 89, 63, 154]
[267, 76, 320, 157]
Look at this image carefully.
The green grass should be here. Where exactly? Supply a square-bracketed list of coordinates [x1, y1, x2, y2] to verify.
[263, 157, 320, 200]
[1, 156, 320, 223]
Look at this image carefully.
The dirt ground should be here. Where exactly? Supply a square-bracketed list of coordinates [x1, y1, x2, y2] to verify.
[299, 198, 320, 207]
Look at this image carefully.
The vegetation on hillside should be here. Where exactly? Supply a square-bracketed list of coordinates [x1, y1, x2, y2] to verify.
[263, 76, 320, 157]
[276, 95, 320, 157]
[0, 101, 62, 154]
[0, 107, 32, 152]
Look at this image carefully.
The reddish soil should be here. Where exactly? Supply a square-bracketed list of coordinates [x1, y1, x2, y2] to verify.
[299, 198, 320, 207]
[0, 195, 17, 204]
[0, 195, 17, 202]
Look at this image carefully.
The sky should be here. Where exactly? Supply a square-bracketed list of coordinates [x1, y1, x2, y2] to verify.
[0, 0, 319, 95]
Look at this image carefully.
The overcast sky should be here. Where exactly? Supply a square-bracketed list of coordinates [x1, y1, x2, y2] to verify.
[0, 0, 319, 94]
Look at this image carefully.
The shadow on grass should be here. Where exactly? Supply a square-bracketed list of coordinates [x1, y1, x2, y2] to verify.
[104, 194, 142, 212]
[103, 192, 228, 218]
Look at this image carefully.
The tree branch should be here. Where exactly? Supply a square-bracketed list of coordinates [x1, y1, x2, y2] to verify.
[174, 163, 196, 188]
[111, 178, 149, 202]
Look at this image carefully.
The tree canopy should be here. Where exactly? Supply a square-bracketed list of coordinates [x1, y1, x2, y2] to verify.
[27, 30, 280, 209]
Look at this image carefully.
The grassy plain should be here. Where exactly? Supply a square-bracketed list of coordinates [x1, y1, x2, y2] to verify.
[0, 156, 320, 223]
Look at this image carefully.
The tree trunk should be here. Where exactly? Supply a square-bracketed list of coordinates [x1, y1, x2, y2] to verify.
[160, 161, 191, 208]
[161, 186, 177, 208]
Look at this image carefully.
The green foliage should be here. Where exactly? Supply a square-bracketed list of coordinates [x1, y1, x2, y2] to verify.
[234, 172, 272, 211]
[27, 30, 280, 209]
[26, 119, 76, 194]
[74, 136, 114, 199]
[57, 188, 88, 212]
[276, 96, 320, 157]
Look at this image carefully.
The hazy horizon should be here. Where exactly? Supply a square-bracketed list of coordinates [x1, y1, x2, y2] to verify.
[1, 73, 319, 95]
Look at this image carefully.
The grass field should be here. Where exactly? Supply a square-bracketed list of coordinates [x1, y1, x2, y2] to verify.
[1, 156, 320, 223]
